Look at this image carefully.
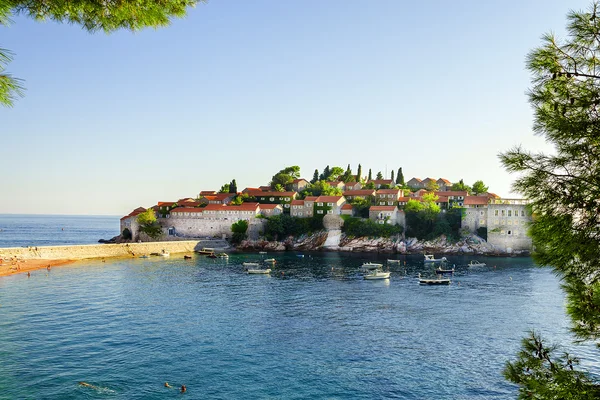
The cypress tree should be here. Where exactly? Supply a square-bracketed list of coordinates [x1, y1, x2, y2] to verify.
[397, 168, 404, 185]
[311, 169, 319, 184]
[376, 171, 383, 180]
[229, 179, 237, 193]
[368, 169, 372, 181]
[357, 164, 363, 181]
[391, 170, 395, 183]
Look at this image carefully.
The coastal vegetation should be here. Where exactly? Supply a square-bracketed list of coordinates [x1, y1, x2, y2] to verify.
[136, 209, 162, 240]
[230, 220, 249, 244]
[263, 215, 323, 241]
[0, 0, 201, 107]
[341, 217, 403, 239]
[500, 2, 600, 397]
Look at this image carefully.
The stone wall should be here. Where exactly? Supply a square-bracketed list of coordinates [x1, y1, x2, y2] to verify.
[159, 218, 265, 240]
[0, 240, 229, 261]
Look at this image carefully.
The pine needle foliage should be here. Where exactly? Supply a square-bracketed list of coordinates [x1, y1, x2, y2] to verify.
[500, 2, 600, 397]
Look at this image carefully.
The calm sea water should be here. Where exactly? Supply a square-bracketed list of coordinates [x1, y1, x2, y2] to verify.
[0, 253, 597, 399]
[0, 214, 120, 248]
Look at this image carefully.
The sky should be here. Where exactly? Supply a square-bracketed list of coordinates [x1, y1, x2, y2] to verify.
[0, 0, 591, 216]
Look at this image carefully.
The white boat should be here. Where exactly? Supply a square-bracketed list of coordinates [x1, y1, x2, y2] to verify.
[418, 273, 451, 285]
[216, 253, 229, 259]
[468, 260, 486, 267]
[258, 251, 267, 254]
[387, 259, 401, 263]
[161, 252, 170, 257]
[364, 270, 391, 280]
[243, 262, 260, 267]
[264, 258, 276, 263]
[424, 254, 447, 263]
[360, 262, 383, 272]
[247, 268, 271, 274]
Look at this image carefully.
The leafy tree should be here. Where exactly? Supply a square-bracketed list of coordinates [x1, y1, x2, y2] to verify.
[231, 220, 249, 244]
[348, 196, 372, 218]
[342, 217, 403, 238]
[363, 181, 375, 190]
[451, 179, 471, 193]
[311, 169, 319, 184]
[1, 0, 200, 107]
[357, 164, 363, 182]
[341, 164, 354, 182]
[425, 180, 440, 192]
[137, 209, 162, 239]
[404, 199, 424, 212]
[368, 169, 372, 181]
[471, 180, 489, 195]
[229, 179, 238, 194]
[274, 183, 285, 192]
[476, 226, 487, 241]
[390, 170, 395, 183]
[270, 166, 300, 189]
[396, 168, 405, 185]
[219, 183, 230, 193]
[263, 215, 322, 240]
[320, 165, 330, 181]
[500, 2, 600, 397]
[376, 171, 383, 180]
[327, 166, 344, 181]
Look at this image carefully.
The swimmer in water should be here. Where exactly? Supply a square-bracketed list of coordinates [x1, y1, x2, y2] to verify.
[181, 385, 187, 393]
[78, 382, 99, 390]
[164, 382, 171, 388]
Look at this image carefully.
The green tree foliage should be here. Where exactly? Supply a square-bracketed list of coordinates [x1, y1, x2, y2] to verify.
[404, 194, 457, 241]
[219, 183, 230, 193]
[0, 0, 200, 107]
[270, 166, 300, 189]
[363, 181, 375, 190]
[425, 180, 440, 192]
[404, 199, 424, 212]
[471, 180, 489, 195]
[342, 217, 403, 238]
[451, 179, 471, 193]
[390, 170, 395, 183]
[229, 179, 238, 194]
[476, 226, 487, 241]
[137, 209, 162, 239]
[327, 166, 344, 181]
[376, 171, 383, 180]
[357, 164, 363, 182]
[348, 196, 372, 218]
[274, 183, 285, 192]
[263, 215, 323, 241]
[311, 169, 319, 184]
[230, 220, 249, 244]
[341, 164, 354, 182]
[303, 181, 342, 197]
[396, 167, 404, 185]
[368, 169, 372, 181]
[319, 165, 330, 181]
[500, 2, 600, 397]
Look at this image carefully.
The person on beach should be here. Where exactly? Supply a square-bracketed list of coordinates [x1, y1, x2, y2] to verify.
[27, 272, 30, 277]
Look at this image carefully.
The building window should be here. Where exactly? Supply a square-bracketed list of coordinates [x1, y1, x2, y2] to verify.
[317, 210, 323, 214]
[501, 210, 506, 216]
[501, 230, 505, 235]
[317, 202, 323, 206]
[508, 220, 512, 225]
[507, 230, 512, 235]
[495, 219, 499, 225]
[284, 204, 290, 208]
[494, 210, 499, 216]
[388, 202, 393, 206]
[285, 197, 290, 201]
[327, 210, 333, 214]
[269, 197, 275, 201]
[299, 212, 303, 216]
[327, 202, 334, 206]
[521, 210, 525, 217]
[480, 211, 484, 216]
[480, 219, 485, 225]
[508, 210, 512, 217]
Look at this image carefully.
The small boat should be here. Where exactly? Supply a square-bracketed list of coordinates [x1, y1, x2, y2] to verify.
[264, 258, 276, 263]
[196, 248, 215, 254]
[258, 251, 267, 254]
[297, 254, 305, 258]
[387, 259, 401, 263]
[183, 255, 192, 260]
[424, 254, 447, 263]
[247, 268, 271, 274]
[360, 262, 383, 272]
[207, 253, 217, 259]
[418, 273, 451, 285]
[364, 270, 391, 280]
[160, 251, 170, 257]
[468, 260, 486, 267]
[243, 262, 260, 267]
[216, 253, 229, 259]
[435, 265, 455, 274]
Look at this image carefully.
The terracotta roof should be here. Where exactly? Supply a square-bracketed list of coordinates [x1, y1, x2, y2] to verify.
[157, 201, 177, 207]
[464, 196, 489, 205]
[398, 197, 412, 202]
[435, 196, 449, 203]
[315, 195, 344, 203]
[178, 201, 201, 207]
[437, 178, 452, 184]
[408, 177, 422, 182]
[369, 206, 397, 211]
[259, 204, 281, 210]
[434, 191, 468, 197]
[376, 189, 401, 194]
[291, 200, 305, 206]
[292, 178, 308, 184]
[368, 179, 393, 185]
[328, 181, 343, 186]
[199, 191, 217, 195]
[341, 204, 353, 210]
[120, 207, 147, 220]
[343, 190, 375, 196]
[485, 192, 500, 199]
[259, 186, 272, 191]
[304, 196, 318, 201]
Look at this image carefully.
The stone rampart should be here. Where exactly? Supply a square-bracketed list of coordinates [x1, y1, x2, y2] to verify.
[0, 240, 230, 261]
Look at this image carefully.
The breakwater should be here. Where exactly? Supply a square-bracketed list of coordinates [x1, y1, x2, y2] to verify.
[0, 240, 230, 261]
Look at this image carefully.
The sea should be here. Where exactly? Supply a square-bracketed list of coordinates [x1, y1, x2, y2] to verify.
[0, 215, 598, 399]
[0, 214, 120, 248]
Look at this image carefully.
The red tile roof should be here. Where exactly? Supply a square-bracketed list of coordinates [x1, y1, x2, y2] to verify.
[341, 204, 353, 210]
[178, 201, 201, 207]
[434, 191, 468, 197]
[437, 178, 451, 184]
[315, 196, 344, 203]
[291, 200, 305, 206]
[304, 196, 318, 201]
[203, 203, 260, 212]
[157, 201, 177, 207]
[255, 191, 297, 197]
[120, 207, 147, 220]
[376, 189, 401, 195]
[259, 204, 281, 210]
[292, 178, 309, 184]
[199, 191, 217, 195]
[464, 196, 489, 205]
[171, 207, 204, 213]
[369, 206, 397, 211]
[368, 179, 393, 185]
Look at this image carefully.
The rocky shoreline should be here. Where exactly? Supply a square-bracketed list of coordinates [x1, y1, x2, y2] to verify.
[237, 231, 530, 256]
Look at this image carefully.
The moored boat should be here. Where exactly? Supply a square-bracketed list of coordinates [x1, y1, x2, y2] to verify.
[424, 255, 447, 263]
[242, 262, 260, 267]
[418, 273, 451, 285]
[264, 258, 276, 263]
[360, 262, 383, 272]
[364, 270, 391, 280]
[247, 268, 271, 274]
[435, 265, 455, 274]
[387, 259, 401, 263]
[468, 260, 486, 267]
[216, 253, 229, 259]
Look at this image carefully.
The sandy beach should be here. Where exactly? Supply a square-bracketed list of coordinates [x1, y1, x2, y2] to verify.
[0, 258, 75, 278]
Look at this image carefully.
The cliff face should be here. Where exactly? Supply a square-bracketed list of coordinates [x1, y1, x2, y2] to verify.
[237, 232, 529, 256]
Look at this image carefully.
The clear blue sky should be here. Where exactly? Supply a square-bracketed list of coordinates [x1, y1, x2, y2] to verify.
[0, 0, 589, 215]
